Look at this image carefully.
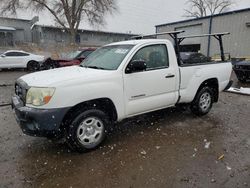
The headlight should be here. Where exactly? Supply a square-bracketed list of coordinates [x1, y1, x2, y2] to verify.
[26, 87, 55, 106]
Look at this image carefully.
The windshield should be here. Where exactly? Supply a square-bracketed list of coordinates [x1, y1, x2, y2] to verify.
[81, 45, 134, 70]
[61, 51, 81, 59]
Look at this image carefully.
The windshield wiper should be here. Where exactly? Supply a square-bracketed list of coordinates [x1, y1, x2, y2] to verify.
[80, 65, 105, 70]
[88, 66, 105, 70]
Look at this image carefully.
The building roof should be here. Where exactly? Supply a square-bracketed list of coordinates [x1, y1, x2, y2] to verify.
[156, 7, 250, 27]
[0, 16, 136, 36]
[35, 25, 136, 36]
[0, 16, 31, 22]
[0, 26, 16, 31]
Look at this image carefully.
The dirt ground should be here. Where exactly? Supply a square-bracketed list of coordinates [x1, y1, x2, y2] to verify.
[0, 70, 250, 188]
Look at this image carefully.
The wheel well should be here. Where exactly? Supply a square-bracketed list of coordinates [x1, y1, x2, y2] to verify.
[27, 60, 38, 64]
[27, 60, 38, 67]
[196, 78, 219, 102]
[61, 98, 118, 128]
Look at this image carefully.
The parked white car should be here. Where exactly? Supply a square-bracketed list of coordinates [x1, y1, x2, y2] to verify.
[0, 50, 45, 71]
[12, 38, 232, 152]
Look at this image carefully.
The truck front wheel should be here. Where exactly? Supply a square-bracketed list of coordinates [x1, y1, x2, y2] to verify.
[191, 87, 214, 116]
[66, 109, 109, 153]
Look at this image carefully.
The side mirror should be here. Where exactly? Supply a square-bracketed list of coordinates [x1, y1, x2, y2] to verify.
[126, 60, 147, 74]
[0, 54, 6, 58]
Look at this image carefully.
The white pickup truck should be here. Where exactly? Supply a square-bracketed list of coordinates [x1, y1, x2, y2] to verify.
[12, 38, 232, 152]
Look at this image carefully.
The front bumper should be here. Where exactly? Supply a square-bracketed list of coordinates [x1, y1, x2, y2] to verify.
[233, 69, 250, 79]
[12, 95, 69, 137]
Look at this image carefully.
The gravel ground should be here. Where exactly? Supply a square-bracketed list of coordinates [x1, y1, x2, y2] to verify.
[0, 70, 250, 188]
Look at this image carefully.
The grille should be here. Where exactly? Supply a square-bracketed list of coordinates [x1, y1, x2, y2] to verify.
[15, 83, 27, 103]
[244, 65, 250, 70]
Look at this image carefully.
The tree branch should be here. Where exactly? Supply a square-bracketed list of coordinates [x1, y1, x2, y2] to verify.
[184, 0, 233, 17]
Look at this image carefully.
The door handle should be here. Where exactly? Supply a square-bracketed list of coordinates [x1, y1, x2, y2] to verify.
[165, 74, 175, 78]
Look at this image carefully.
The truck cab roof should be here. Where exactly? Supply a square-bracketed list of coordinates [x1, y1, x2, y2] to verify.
[106, 39, 170, 46]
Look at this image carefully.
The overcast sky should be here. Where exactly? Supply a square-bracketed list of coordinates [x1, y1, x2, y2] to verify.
[17, 0, 250, 34]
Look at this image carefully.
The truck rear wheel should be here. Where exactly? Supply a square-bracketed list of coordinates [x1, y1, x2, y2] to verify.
[190, 87, 213, 116]
[66, 109, 109, 153]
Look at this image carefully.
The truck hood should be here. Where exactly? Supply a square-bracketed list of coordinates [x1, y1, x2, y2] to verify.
[19, 66, 113, 87]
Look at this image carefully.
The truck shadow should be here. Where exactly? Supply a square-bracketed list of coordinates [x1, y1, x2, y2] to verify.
[105, 105, 221, 145]
[14, 104, 225, 188]
[21, 104, 221, 156]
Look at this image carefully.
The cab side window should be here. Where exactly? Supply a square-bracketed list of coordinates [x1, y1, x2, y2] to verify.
[5, 52, 29, 57]
[5, 52, 17, 57]
[131, 44, 169, 71]
[18, 52, 29, 56]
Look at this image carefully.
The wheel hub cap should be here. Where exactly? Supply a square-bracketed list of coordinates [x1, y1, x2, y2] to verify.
[199, 92, 211, 112]
[77, 117, 104, 146]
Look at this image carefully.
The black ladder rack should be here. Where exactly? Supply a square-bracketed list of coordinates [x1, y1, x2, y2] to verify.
[130, 31, 230, 65]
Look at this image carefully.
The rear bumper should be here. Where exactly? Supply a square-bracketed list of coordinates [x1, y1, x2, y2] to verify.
[12, 95, 69, 137]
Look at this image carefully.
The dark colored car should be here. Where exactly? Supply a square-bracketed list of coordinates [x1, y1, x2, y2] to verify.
[233, 61, 250, 83]
[180, 52, 211, 64]
[43, 48, 96, 69]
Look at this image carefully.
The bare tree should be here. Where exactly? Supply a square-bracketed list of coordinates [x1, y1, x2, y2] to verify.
[0, 0, 117, 43]
[184, 0, 233, 18]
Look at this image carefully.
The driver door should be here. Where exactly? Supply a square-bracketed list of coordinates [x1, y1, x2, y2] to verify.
[123, 44, 178, 117]
[1, 52, 20, 68]
[0, 54, 7, 68]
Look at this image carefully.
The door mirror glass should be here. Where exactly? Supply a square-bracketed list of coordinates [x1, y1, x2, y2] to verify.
[126, 60, 147, 74]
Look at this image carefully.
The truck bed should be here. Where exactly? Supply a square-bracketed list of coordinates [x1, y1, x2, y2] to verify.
[178, 61, 232, 103]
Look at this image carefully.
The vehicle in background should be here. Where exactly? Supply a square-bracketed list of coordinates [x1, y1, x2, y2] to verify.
[231, 57, 246, 65]
[233, 61, 250, 83]
[0, 50, 45, 71]
[180, 52, 211, 64]
[42, 48, 96, 70]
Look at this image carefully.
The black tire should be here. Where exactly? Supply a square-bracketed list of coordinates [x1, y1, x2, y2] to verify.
[27, 61, 40, 71]
[66, 109, 109, 153]
[46, 61, 58, 70]
[45, 63, 55, 70]
[190, 87, 214, 116]
[43, 58, 53, 70]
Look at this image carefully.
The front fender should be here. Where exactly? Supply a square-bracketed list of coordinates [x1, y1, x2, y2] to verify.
[30, 77, 125, 121]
